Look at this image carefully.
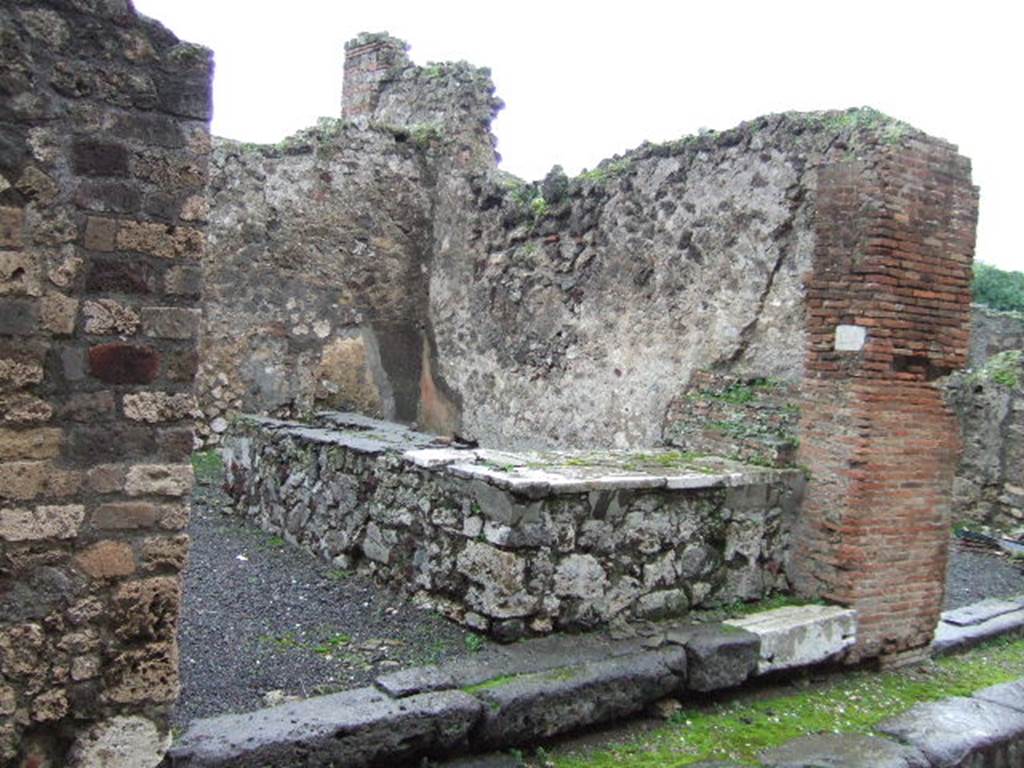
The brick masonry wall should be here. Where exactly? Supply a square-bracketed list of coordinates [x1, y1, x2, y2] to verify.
[794, 137, 977, 660]
[0, 2, 210, 765]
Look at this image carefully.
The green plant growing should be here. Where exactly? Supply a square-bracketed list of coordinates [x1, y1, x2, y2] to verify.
[529, 195, 550, 219]
[312, 632, 352, 655]
[969, 350, 1022, 389]
[972, 262, 1024, 313]
[190, 449, 224, 484]
[464, 634, 485, 653]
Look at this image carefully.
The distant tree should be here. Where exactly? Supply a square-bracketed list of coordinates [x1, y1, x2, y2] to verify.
[972, 262, 1024, 313]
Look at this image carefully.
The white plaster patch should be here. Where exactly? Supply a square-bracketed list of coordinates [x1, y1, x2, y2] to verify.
[834, 324, 867, 352]
[69, 715, 170, 768]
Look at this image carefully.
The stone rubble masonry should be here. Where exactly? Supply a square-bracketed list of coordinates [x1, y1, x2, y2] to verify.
[0, 2, 210, 765]
[793, 136, 978, 660]
[223, 413, 804, 641]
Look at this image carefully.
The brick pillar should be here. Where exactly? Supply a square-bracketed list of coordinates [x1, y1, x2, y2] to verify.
[0, 2, 211, 764]
[341, 32, 410, 121]
[794, 136, 978, 662]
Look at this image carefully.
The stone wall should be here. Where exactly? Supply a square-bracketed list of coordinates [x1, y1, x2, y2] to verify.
[970, 304, 1024, 368]
[202, 35, 957, 453]
[945, 351, 1024, 531]
[0, 3, 210, 764]
[793, 138, 977, 661]
[223, 413, 803, 641]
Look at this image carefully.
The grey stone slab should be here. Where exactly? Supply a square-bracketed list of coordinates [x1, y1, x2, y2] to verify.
[432, 755, 522, 768]
[942, 598, 1024, 627]
[668, 624, 759, 692]
[726, 604, 856, 674]
[166, 686, 482, 768]
[759, 733, 929, 768]
[973, 678, 1024, 713]
[877, 696, 1024, 767]
[932, 608, 1024, 654]
[472, 651, 682, 748]
[375, 665, 456, 698]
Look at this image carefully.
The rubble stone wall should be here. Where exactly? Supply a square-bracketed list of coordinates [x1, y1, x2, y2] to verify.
[223, 414, 803, 641]
[970, 304, 1024, 368]
[0, 2, 210, 764]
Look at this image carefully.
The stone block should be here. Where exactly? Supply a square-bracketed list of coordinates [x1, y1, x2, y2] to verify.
[163, 265, 201, 297]
[141, 307, 201, 339]
[0, 427, 62, 460]
[0, 504, 84, 541]
[104, 641, 180, 704]
[74, 180, 140, 213]
[0, 297, 38, 335]
[123, 391, 196, 423]
[473, 652, 682, 748]
[75, 540, 136, 579]
[0, 250, 41, 295]
[0, 461, 49, 500]
[83, 299, 140, 335]
[932, 609, 1024, 654]
[670, 624, 759, 692]
[88, 463, 126, 493]
[0, 393, 52, 422]
[973, 678, 1024, 713]
[88, 342, 161, 384]
[877, 696, 1024, 767]
[724, 604, 856, 674]
[943, 598, 1023, 627]
[68, 715, 170, 768]
[375, 665, 456, 698]
[40, 291, 78, 334]
[92, 502, 160, 530]
[85, 257, 154, 294]
[58, 391, 116, 421]
[0, 357, 43, 390]
[759, 733, 928, 767]
[139, 533, 189, 572]
[112, 576, 179, 642]
[72, 140, 129, 177]
[168, 687, 482, 768]
[116, 221, 202, 260]
[67, 423, 156, 463]
[124, 464, 193, 497]
[0, 207, 23, 249]
[83, 216, 119, 251]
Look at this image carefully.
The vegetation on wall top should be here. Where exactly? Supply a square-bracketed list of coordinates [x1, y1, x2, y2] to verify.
[973, 262, 1024, 314]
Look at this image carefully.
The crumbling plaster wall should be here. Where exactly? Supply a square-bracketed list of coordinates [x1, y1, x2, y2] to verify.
[0, 2, 210, 764]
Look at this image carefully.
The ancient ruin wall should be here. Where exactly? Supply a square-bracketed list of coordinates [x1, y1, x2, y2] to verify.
[970, 304, 1024, 368]
[0, 3, 210, 764]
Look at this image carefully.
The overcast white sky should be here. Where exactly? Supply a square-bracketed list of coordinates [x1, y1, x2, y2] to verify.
[135, 0, 1021, 272]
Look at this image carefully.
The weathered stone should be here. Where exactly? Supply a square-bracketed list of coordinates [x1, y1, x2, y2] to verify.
[167, 687, 482, 767]
[92, 502, 160, 530]
[83, 216, 119, 251]
[473, 651, 683, 748]
[943, 597, 1023, 627]
[375, 665, 456, 698]
[31, 688, 68, 722]
[139, 534, 189, 572]
[672, 624, 759, 692]
[104, 642, 179, 704]
[0, 504, 84, 541]
[123, 391, 196, 423]
[125, 464, 193, 497]
[0, 297, 37, 335]
[88, 463, 127, 494]
[141, 307, 201, 339]
[72, 140, 129, 177]
[0, 392, 53, 422]
[0, 461, 79, 500]
[877, 696, 1024, 767]
[59, 391, 116, 422]
[116, 221, 203, 260]
[0, 250, 41, 296]
[553, 554, 607, 599]
[85, 258, 154, 294]
[68, 715, 170, 768]
[40, 291, 78, 334]
[0, 427, 62, 460]
[725, 604, 856, 674]
[112, 577, 179, 642]
[0, 207, 23, 249]
[0, 357, 43, 390]
[83, 299, 140, 335]
[88, 342, 161, 384]
[75, 540, 136, 579]
[973, 678, 1024, 713]
[759, 733, 929, 768]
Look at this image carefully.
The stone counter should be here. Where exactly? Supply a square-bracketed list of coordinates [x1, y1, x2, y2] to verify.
[222, 413, 805, 640]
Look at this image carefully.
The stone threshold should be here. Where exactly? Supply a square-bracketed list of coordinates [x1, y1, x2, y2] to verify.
[244, 412, 798, 499]
[932, 594, 1024, 654]
[165, 604, 855, 767]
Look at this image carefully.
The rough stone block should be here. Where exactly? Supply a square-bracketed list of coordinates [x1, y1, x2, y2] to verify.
[375, 665, 456, 698]
[0, 393, 53, 422]
[88, 342, 161, 384]
[973, 678, 1024, 713]
[58, 391, 116, 422]
[0, 427, 62, 460]
[124, 464, 193, 497]
[943, 598, 1023, 627]
[671, 624, 759, 692]
[163, 265, 201, 297]
[0, 207, 23, 249]
[83, 299, 140, 335]
[473, 651, 683, 748]
[93, 502, 160, 530]
[75, 540, 136, 579]
[112, 576, 179, 642]
[141, 307, 200, 339]
[74, 180, 140, 213]
[759, 733, 928, 767]
[0, 298, 38, 335]
[123, 391, 196, 423]
[83, 216, 119, 251]
[68, 715, 170, 768]
[0, 357, 43, 390]
[72, 140, 129, 177]
[87, 463, 127, 493]
[85, 257, 155, 294]
[725, 604, 856, 674]
[104, 641, 180, 705]
[877, 696, 1024, 767]
[116, 221, 202, 260]
[0, 504, 84, 541]
[167, 687, 483, 768]
[40, 292, 78, 334]
[932, 609, 1024, 654]
[139, 533, 189, 572]
[0, 250, 41, 296]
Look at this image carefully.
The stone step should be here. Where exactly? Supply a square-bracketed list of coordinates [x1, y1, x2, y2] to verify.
[724, 604, 857, 674]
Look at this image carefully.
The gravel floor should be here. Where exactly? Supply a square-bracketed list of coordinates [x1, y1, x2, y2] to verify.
[174, 470, 1024, 727]
[172, 480, 475, 728]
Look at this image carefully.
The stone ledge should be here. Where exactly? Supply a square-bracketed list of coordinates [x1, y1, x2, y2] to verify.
[932, 595, 1024, 655]
[725, 604, 857, 674]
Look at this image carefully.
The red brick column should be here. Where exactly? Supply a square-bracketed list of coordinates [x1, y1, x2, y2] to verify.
[794, 136, 978, 661]
[341, 33, 410, 121]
